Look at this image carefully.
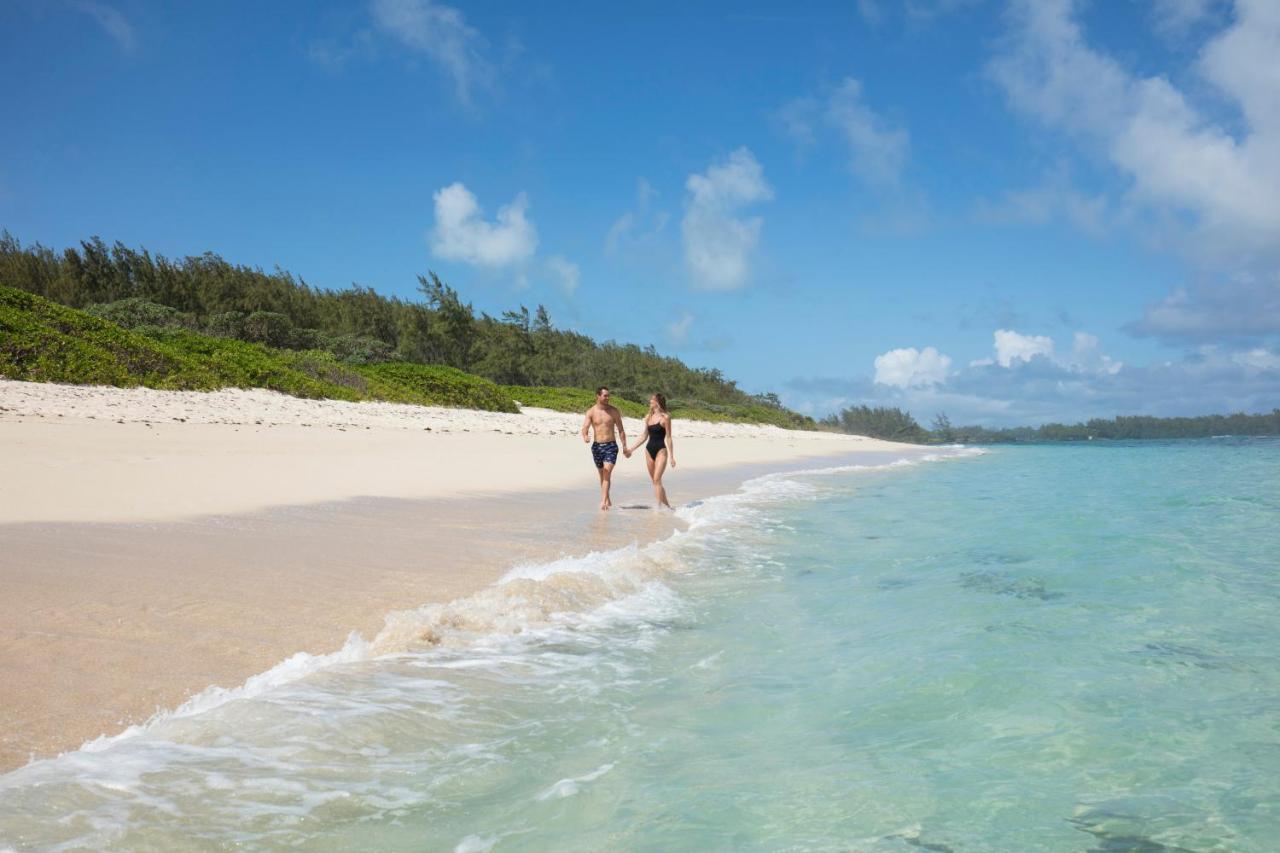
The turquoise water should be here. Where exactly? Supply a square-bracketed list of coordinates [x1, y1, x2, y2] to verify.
[2, 440, 1278, 850]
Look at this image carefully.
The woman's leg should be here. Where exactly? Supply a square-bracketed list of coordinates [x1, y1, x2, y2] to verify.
[644, 451, 657, 503]
[651, 449, 671, 508]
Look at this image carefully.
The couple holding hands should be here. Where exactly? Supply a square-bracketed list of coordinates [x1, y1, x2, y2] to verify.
[580, 386, 675, 511]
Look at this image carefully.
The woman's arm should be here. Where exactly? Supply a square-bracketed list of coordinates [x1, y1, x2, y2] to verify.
[626, 419, 646, 454]
[665, 415, 675, 467]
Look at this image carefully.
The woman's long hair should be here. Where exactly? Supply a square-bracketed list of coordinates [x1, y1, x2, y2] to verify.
[653, 393, 668, 413]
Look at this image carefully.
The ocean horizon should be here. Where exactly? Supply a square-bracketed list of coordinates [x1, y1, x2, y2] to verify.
[1, 439, 1277, 850]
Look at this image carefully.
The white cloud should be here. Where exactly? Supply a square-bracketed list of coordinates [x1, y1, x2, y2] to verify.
[988, 0, 1280, 261]
[429, 182, 537, 268]
[826, 78, 910, 186]
[72, 1, 136, 51]
[993, 329, 1055, 366]
[668, 312, 694, 345]
[545, 256, 580, 296]
[371, 0, 492, 104]
[873, 346, 952, 388]
[1230, 346, 1280, 372]
[979, 328, 1124, 374]
[779, 78, 909, 187]
[1068, 331, 1123, 374]
[682, 148, 773, 290]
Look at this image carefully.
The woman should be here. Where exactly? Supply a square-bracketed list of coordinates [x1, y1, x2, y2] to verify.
[627, 393, 676, 509]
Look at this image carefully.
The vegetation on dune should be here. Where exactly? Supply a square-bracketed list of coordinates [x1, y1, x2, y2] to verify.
[0, 233, 813, 426]
[139, 328, 365, 401]
[357, 363, 518, 413]
[0, 285, 522, 410]
[0, 285, 217, 389]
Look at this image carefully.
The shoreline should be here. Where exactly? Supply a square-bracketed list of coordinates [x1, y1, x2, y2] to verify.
[0, 379, 896, 525]
[0, 380, 926, 772]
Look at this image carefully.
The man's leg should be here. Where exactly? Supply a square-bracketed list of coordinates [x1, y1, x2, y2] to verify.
[600, 462, 614, 509]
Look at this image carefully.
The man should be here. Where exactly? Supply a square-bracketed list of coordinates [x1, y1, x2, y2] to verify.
[580, 385, 627, 510]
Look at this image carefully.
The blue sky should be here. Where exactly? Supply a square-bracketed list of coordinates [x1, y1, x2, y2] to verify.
[3, 0, 1278, 425]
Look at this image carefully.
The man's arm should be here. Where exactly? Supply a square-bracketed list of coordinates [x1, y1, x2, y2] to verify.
[581, 411, 592, 443]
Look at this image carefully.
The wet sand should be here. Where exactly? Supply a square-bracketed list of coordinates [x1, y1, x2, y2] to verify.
[0, 450, 921, 772]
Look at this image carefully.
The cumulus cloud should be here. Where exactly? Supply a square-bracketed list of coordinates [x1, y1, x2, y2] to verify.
[681, 148, 773, 290]
[976, 328, 1123, 374]
[545, 256, 579, 296]
[1068, 331, 1124, 375]
[873, 346, 952, 388]
[429, 182, 537, 268]
[992, 328, 1055, 366]
[72, 1, 136, 51]
[370, 0, 492, 104]
[779, 78, 909, 186]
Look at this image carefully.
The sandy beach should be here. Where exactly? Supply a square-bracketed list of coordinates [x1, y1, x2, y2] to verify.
[0, 380, 919, 771]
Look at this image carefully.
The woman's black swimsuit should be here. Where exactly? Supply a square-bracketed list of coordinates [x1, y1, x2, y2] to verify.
[645, 421, 667, 460]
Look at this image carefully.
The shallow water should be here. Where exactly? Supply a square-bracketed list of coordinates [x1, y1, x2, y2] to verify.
[2, 440, 1278, 851]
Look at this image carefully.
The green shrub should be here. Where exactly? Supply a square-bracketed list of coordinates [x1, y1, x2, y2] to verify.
[0, 285, 217, 389]
[205, 310, 248, 339]
[317, 332, 394, 365]
[0, 285, 218, 389]
[85, 297, 195, 330]
[359, 362, 518, 412]
[243, 311, 295, 348]
[140, 328, 363, 400]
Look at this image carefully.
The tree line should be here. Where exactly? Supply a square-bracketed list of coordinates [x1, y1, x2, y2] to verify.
[824, 405, 1280, 443]
[0, 233, 802, 421]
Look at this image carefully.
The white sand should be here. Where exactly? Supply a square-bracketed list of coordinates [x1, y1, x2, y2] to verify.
[0, 379, 900, 524]
[0, 379, 918, 770]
